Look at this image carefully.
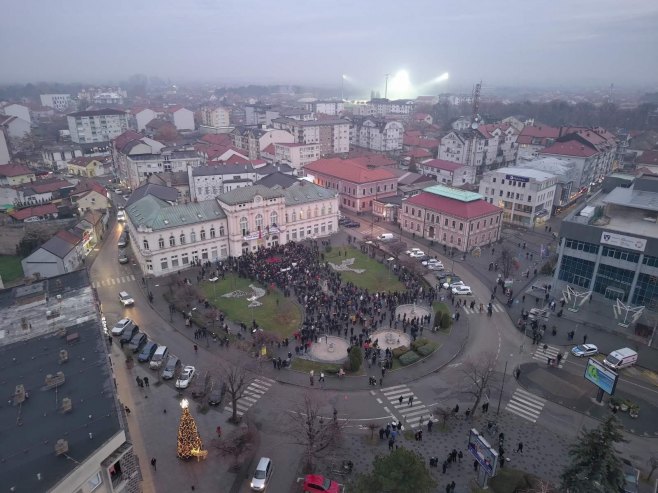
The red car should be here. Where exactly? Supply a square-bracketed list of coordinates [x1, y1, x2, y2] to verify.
[298, 474, 343, 493]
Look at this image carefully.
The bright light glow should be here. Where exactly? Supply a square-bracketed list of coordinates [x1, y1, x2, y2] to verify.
[389, 70, 414, 99]
[342, 74, 348, 80]
[418, 72, 450, 92]
[180, 398, 189, 409]
[433, 72, 450, 83]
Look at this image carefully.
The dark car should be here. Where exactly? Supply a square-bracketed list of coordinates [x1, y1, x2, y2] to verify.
[162, 355, 181, 380]
[344, 221, 360, 228]
[119, 324, 139, 344]
[436, 272, 457, 282]
[127, 331, 147, 353]
[137, 341, 158, 362]
[208, 381, 227, 406]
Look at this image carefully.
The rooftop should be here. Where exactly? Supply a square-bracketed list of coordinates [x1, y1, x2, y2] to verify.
[67, 108, 126, 118]
[423, 184, 483, 202]
[282, 181, 337, 206]
[421, 159, 463, 172]
[0, 163, 34, 177]
[192, 164, 254, 177]
[216, 184, 284, 206]
[272, 117, 350, 127]
[255, 172, 299, 189]
[0, 270, 123, 492]
[541, 140, 597, 158]
[126, 183, 179, 207]
[490, 167, 557, 181]
[406, 191, 500, 220]
[9, 203, 59, 221]
[304, 158, 397, 183]
[127, 195, 226, 231]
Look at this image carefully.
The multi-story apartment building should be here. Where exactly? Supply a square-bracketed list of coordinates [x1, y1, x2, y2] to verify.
[271, 117, 350, 155]
[303, 100, 344, 116]
[350, 117, 404, 152]
[130, 108, 158, 132]
[231, 126, 294, 159]
[554, 173, 658, 309]
[478, 167, 558, 227]
[67, 109, 129, 144]
[165, 106, 195, 131]
[244, 103, 273, 126]
[189, 164, 258, 200]
[0, 102, 31, 124]
[40, 93, 71, 111]
[399, 185, 502, 252]
[419, 159, 477, 186]
[516, 124, 560, 161]
[112, 131, 202, 189]
[200, 106, 231, 129]
[304, 157, 397, 212]
[274, 142, 321, 172]
[439, 130, 485, 169]
[369, 98, 415, 116]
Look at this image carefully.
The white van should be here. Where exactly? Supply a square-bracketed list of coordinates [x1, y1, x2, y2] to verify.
[149, 345, 169, 370]
[603, 347, 638, 370]
[378, 233, 395, 242]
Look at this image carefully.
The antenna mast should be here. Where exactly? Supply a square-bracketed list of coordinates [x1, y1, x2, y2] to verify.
[471, 80, 482, 125]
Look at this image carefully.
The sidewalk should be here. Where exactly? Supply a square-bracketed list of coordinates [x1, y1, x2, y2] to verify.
[128, 253, 471, 391]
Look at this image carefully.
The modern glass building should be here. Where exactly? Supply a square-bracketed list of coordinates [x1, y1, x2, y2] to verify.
[554, 174, 658, 310]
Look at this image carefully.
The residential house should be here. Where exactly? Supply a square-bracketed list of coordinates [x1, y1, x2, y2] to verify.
[0, 102, 31, 124]
[130, 108, 158, 131]
[438, 130, 484, 169]
[451, 117, 472, 131]
[478, 167, 558, 227]
[303, 157, 397, 212]
[144, 119, 178, 140]
[165, 106, 195, 131]
[516, 124, 560, 161]
[399, 185, 502, 252]
[244, 103, 274, 125]
[67, 109, 129, 144]
[125, 182, 179, 207]
[9, 203, 59, 223]
[21, 233, 81, 278]
[67, 156, 109, 177]
[70, 180, 109, 212]
[0, 164, 35, 185]
[231, 126, 294, 159]
[16, 178, 75, 206]
[0, 115, 30, 139]
[412, 113, 433, 125]
[189, 164, 258, 200]
[200, 106, 231, 129]
[419, 159, 476, 186]
[350, 117, 404, 152]
[303, 100, 344, 116]
[271, 117, 350, 155]
[145, 171, 190, 199]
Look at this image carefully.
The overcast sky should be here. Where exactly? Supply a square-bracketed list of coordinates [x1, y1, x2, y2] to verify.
[2, 0, 658, 94]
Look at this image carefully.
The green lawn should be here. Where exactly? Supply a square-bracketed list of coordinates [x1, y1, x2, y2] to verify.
[325, 246, 405, 292]
[199, 274, 302, 338]
[0, 256, 23, 283]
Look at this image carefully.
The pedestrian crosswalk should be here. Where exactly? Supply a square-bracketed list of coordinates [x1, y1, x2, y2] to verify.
[505, 387, 546, 423]
[92, 275, 136, 289]
[224, 377, 275, 417]
[380, 384, 430, 429]
[532, 344, 568, 368]
[461, 302, 505, 315]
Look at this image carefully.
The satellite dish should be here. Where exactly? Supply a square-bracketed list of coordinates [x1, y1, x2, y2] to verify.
[471, 122, 479, 129]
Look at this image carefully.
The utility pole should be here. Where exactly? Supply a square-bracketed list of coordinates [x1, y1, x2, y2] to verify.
[496, 360, 508, 415]
[384, 74, 390, 99]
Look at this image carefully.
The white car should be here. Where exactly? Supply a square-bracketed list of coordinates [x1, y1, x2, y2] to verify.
[175, 365, 196, 389]
[443, 280, 465, 289]
[571, 344, 598, 357]
[409, 250, 426, 259]
[422, 259, 444, 270]
[117, 210, 126, 222]
[119, 291, 135, 306]
[111, 318, 134, 336]
[452, 285, 473, 295]
[405, 248, 423, 255]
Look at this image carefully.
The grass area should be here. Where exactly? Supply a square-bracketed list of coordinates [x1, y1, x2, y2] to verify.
[199, 274, 302, 338]
[0, 255, 23, 283]
[324, 246, 405, 292]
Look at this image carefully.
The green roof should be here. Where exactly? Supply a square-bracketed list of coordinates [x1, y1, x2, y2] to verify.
[217, 185, 284, 206]
[423, 184, 482, 202]
[283, 181, 337, 205]
[126, 195, 226, 231]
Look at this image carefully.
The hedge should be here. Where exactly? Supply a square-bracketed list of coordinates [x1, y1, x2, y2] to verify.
[399, 351, 421, 366]
[411, 338, 430, 350]
[392, 345, 409, 358]
[416, 343, 437, 357]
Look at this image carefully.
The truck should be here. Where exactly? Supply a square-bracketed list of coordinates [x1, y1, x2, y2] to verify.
[603, 347, 638, 370]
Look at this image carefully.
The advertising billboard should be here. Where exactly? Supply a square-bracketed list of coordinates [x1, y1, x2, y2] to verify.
[584, 358, 618, 395]
[467, 429, 498, 475]
[600, 231, 646, 252]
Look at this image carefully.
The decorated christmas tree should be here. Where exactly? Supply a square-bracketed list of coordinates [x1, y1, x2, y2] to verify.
[177, 399, 204, 460]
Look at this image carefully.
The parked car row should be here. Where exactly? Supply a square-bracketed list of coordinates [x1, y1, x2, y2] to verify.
[339, 217, 360, 228]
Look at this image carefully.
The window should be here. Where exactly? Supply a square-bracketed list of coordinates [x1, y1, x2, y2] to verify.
[171, 255, 179, 267]
[209, 227, 215, 238]
[202, 248, 208, 260]
[255, 214, 263, 229]
[169, 235, 175, 247]
[160, 259, 168, 270]
[182, 253, 189, 264]
[219, 226, 225, 236]
[527, 195, 532, 202]
[143, 239, 149, 250]
[86, 472, 102, 492]
[179, 233, 186, 245]
[314, 206, 319, 217]
[292, 210, 298, 221]
[191, 230, 197, 242]
[270, 211, 278, 226]
[158, 237, 165, 249]
[240, 217, 248, 235]
[200, 229, 206, 240]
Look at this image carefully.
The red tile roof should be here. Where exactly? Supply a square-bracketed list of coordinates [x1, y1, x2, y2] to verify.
[55, 229, 82, 245]
[223, 154, 249, 164]
[262, 144, 275, 154]
[540, 140, 597, 158]
[113, 130, 143, 151]
[638, 150, 658, 166]
[29, 179, 74, 194]
[0, 164, 33, 177]
[200, 133, 232, 146]
[406, 192, 500, 219]
[403, 135, 440, 148]
[413, 113, 430, 121]
[477, 122, 514, 139]
[405, 148, 432, 159]
[421, 159, 463, 172]
[304, 158, 396, 183]
[72, 179, 107, 196]
[9, 203, 58, 220]
[351, 154, 396, 168]
[516, 124, 560, 145]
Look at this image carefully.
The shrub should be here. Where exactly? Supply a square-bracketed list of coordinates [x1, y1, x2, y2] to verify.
[441, 312, 452, 329]
[325, 245, 332, 253]
[411, 338, 429, 350]
[392, 345, 409, 358]
[324, 367, 340, 375]
[399, 351, 421, 366]
[434, 310, 443, 327]
[416, 344, 437, 357]
[348, 346, 363, 372]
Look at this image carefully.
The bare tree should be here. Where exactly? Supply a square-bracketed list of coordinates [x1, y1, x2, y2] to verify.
[432, 406, 453, 428]
[217, 361, 254, 423]
[388, 241, 406, 259]
[497, 247, 517, 279]
[367, 422, 378, 440]
[214, 420, 257, 472]
[286, 394, 347, 471]
[521, 479, 556, 493]
[460, 352, 498, 420]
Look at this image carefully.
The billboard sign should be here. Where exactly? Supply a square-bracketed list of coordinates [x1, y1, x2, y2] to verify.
[600, 231, 646, 252]
[584, 358, 618, 395]
[467, 429, 498, 475]
[505, 174, 530, 183]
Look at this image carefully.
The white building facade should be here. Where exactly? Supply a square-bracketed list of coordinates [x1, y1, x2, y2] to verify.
[351, 117, 404, 151]
[271, 118, 350, 155]
[200, 106, 230, 128]
[478, 167, 558, 227]
[274, 142, 321, 172]
[189, 164, 257, 201]
[40, 94, 71, 111]
[67, 109, 129, 144]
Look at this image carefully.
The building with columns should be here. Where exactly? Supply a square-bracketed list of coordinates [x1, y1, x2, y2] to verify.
[399, 185, 502, 252]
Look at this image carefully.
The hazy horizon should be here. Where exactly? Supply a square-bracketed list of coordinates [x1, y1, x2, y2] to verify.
[2, 0, 658, 97]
